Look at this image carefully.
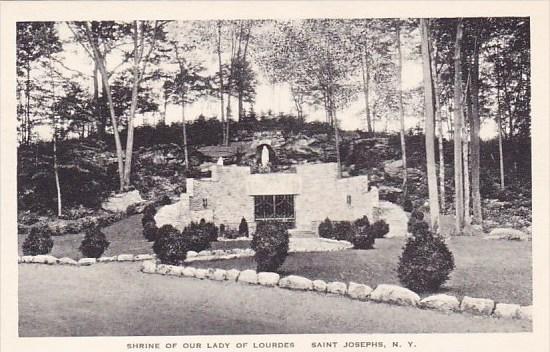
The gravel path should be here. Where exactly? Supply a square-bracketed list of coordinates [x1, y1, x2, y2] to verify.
[19, 262, 530, 336]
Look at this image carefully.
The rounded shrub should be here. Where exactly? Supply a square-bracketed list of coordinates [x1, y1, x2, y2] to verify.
[402, 197, 413, 212]
[219, 223, 226, 236]
[79, 226, 110, 258]
[333, 221, 355, 241]
[351, 225, 375, 249]
[182, 221, 213, 252]
[142, 204, 157, 218]
[142, 219, 158, 242]
[318, 218, 333, 239]
[407, 209, 425, 233]
[397, 220, 455, 293]
[370, 220, 390, 238]
[126, 204, 138, 216]
[22, 227, 54, 256]
[153, 225, 188, 265]
[354, 215, 370, 230]
[239, 217, 249, 237]
[251, 221, 289, 272]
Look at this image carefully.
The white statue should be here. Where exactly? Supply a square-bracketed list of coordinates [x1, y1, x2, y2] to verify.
[261, 145, 269, 167]
[217, 157, 224, 166]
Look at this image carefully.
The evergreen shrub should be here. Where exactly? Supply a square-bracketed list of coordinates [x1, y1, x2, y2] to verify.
[318, 218, 334, 239]
[79, 226, 110, 258]
[370, 220, 390, 238]
[397, 219, 455, 292]
[251, 221, 289, 272]
[351, 225, 375, 249]
[153, 225, 188, 265]
[182, 221, 214, 252]
[22, 227, 54, 256]
[239, 217, 249, 237]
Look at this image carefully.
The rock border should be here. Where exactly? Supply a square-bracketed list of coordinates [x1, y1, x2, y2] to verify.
[138, 260, 532, 322]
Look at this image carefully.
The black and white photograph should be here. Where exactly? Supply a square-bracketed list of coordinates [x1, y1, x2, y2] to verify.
[1, 1, 549, 351]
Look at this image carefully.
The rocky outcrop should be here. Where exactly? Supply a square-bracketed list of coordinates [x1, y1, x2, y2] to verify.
[484, 228, 529, 241]
[101, 190, 143, 213]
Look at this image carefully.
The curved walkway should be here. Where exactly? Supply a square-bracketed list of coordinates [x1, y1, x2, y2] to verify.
[19, 262, 530, 336]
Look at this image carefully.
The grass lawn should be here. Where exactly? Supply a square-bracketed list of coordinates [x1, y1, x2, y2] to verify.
[19, 262, 531, 336]
[18, 214, 251, 260]
[192, 237, 532, 305]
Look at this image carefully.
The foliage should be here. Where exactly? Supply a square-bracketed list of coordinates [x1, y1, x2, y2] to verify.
[351, 225, 376, 250]
[152, 225, 188, 265]
[238, 217, 249, 237]
[397, 219, 455, 292]
[354, 215, 371, 230]
[370, 220, 390, 238]
[79, 226, 110, 258]
[142, 204, 157, 218]
[251, 221, 290, 272]
[181, 221, 215, 252]
[22, 227, 54, 256]
[126, 204, 138, 216]
[408, 209, 425, 233]
[402, 197, 414, 212]
[332, 221, 355, 242]
[318, 218, 334, 239]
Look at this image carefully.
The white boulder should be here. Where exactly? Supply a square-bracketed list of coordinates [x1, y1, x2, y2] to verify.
[21, 256, 33, 263]
[326, 281, 347, 295]
[182, 266, 197, 277]
[134, 254, 155, 261]
[420, 294, 460, 312]
[312, 280, 327, 292]
[278, 275, 313, 291]
[141, 260, 157, 274]
[59, 257, 78, 265]
[97, 256, 117, 263]
[212, 269, 227, 281]
[78, 258, 97, 266]
[226, 269, 241, 281]
[460, 296, 495, 316]
[485, 228, 529, 241]
[156, 264, 171, 275]
[117, 254, 135, 262]
[32, 255, 58, 265]
[237, 270, 258, 284]
[258, 272, 280, 287]
[347, 282, 373, 300]
[369, 284, 420, 306]
[194, 268, 208, 279]
[187, 251, 198, 258]
[168, 266, 185, 276]
[493, 303, 521, 319]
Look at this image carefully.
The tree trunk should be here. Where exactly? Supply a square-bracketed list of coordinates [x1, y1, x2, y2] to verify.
[25, 61, 31, 145]
[470, 35, 482, 224]
[217, 21, 226, 145]
[93, 63, 105, 139]
[496, 67, 505, 190]
[396, 24, 408, 198]
[420, 19, 440, 230]
[453, 19, 465, 233]
[464, 96, 471, 225]
[181, 91, 189, 169]
[361, 47, 372, 133]
[238, 24, 251, 121]
[332, 95, 342, 179]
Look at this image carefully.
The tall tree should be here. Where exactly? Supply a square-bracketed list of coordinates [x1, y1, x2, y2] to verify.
[453, 19, 465, 233]
[420, 19, 440, 230]
[395, 21, 408, 199]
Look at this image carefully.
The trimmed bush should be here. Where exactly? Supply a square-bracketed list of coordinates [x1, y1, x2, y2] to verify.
[351, 225, 375, 249]
[397, 219, 455, 293]
[153, 225, 188, 265]
[354, 215, 370, 230]
[251, 221, 289, 272]
[79, 226, 110, 258]
[126, 204, 138, 216]
[370, 220, 390, 238]
[181, 221, 213, 252]
[407, 209, 425, 233]
[142, 204, 156, 218]
[142, 219, 158, 242]
[22, 227, 54, 256]
[239, 217, 249, 237]
[219, 223, 225, 235]
[159, 194, 171, 206]
[333, 221, 355, 241]
[318, 218, 334, 238]
[402, 198, 413, 212]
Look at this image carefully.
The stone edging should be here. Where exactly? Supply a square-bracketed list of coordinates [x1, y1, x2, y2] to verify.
[139, 261, 533, 322]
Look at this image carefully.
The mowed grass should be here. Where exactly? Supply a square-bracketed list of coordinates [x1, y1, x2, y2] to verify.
[192, 237, 532, 305]
[17, 214, 251, 260]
